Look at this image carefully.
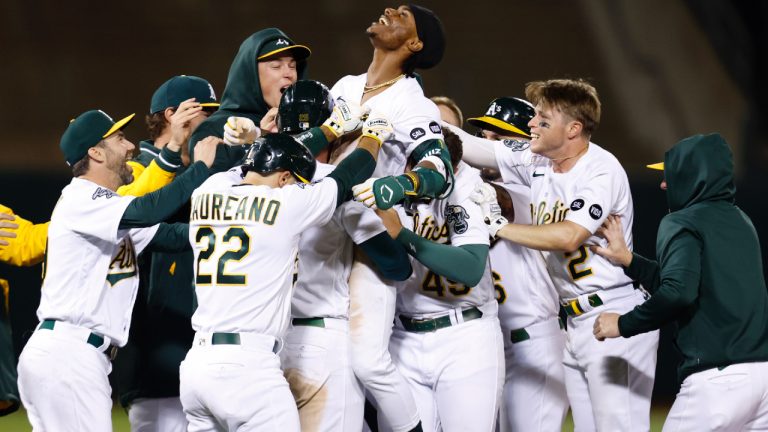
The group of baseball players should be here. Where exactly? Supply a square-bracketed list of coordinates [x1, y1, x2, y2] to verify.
[2, 3, 768, 432]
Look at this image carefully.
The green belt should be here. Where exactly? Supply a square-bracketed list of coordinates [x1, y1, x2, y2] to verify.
[399, 307, 483, 333]
[39, 319, 118, 360]
[210, 332, 279, 353]
[509, 328, 530, 343]
[563, 293, 604, 316]
[292, 317, 325, 328]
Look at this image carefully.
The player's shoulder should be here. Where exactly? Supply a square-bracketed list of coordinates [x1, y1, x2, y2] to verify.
[584, 142, 625, 171]
[63, 178, 125, 203]
[196, 168, 244, 193]
[313, 162, 334, 180]
[330, 74, 365, 97]
[449, 162, 483, 204]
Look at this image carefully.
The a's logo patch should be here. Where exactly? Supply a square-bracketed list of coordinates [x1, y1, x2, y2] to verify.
[445, 205, 470, 234]
[429, 121, 442, 134]
[275, 38, 290, 46]
[588, 204, 603, 220]
[208, 83, 217, 100]
[502, 138, 530, 151]
[570, 199, 585, 211]
[93, 187, 116, 200]
[410, 127, 426, 140]
[485, 102, 502, 116]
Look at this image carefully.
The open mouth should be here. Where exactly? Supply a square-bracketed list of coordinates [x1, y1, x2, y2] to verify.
[530, 133, 540, 140]
[378, 15, 389, 26]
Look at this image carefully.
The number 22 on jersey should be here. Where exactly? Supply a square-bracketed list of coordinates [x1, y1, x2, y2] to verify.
[194, 226, 251, 286]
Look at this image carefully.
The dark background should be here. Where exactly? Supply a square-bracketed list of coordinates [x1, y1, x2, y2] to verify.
[1, 0, 766, 404]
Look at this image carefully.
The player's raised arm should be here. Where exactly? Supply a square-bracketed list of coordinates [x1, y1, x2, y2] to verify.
[118, 136, 221, 229]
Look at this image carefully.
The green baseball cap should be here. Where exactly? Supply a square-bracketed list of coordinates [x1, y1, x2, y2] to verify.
[149, 75, 220, 114]
[60, 110, 135, 166]
[257, 36, 311, 61]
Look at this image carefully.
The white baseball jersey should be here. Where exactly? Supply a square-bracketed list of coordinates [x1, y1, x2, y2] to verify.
[38, 178, 158, 346]
[292, 163, 386, 319]
[189, 170, 339, 338]
[494, 140, 635, 299]
[396, 162, 494, 315]
[331, 74, 443, 177]
[491, 182, 560, 330]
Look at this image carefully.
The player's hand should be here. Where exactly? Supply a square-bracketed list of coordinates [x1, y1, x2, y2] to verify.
[354, 176, 409, 210]
[0, 212, 18, 247]
[590, 215, 633, 267]
[470, 183, 508, 238]
[167, 98, 204, 152]
[224, 116, 261, 147]
[375, 208, 403, 239]
[322, 97, 370, 138]
[361, 111, 394, 146]
[193, 136, 223, 168]
[259, 108, 279, 134]
[593, 312, 621, 341]
[352, 178, 380, 209]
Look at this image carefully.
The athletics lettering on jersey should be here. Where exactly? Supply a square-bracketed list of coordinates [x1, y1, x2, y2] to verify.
[190, 192, 281, 225]
[106, 237, 137, 286]
[531, 200, 570, 226]
[410, 213, 449, 243]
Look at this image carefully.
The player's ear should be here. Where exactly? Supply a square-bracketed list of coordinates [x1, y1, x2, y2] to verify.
[407, 38, 423, 54]
[163, 107, 176, 123]
[566, 121, 583, 140]
[277, 170, 293, 187]
[87, 146, 106, 163]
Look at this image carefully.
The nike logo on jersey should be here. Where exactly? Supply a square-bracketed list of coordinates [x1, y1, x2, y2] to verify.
[533, 172, 545, 177]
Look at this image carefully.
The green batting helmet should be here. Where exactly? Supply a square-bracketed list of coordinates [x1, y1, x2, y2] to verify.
[468, 97, 535, 138]
[278, 80, 334, 134]
[242, 133, 316, 184]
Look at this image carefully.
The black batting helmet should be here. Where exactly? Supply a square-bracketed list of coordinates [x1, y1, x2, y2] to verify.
[278, 80, 335, 134]
[242, 133, 316, 183]
[467, 97, 535, 138]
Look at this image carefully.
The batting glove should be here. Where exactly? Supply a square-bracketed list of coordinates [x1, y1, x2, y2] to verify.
[361, 111, 394, 146]
[224, 116, 261, 146]
[322, 97, 370, 138]
[470, 183, 509, 238]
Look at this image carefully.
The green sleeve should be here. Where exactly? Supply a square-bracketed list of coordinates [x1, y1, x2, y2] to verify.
[294, 127, 330, 156]
[618, 228, 702, 338]
[326, 149, 377, 207]
[409, 138, 453, 198]
[358, 232, 412, 281]
[624, 252, 662, 294]
[395, 228, 488, 287]
[154, 146, 183, 172]
[189, 118, 245, 173]
[119, 162, 210, 229]
[145, 223, 190, 253]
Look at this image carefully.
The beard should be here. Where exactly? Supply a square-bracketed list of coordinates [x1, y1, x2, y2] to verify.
[106, 149, 134, 187]
[118, 163, 134, 186]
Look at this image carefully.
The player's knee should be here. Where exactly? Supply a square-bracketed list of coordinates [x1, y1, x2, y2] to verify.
[350, 349, 392, 384]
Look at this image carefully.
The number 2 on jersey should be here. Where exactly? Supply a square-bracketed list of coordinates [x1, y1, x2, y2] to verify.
[564, 245, 593, 280]
[194, 226, 251, 286]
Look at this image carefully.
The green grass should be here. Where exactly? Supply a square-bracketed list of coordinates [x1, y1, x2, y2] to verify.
[0, 404, 671, 431]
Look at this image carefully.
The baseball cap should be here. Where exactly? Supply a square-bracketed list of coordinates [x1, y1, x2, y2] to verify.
[408, 4, 446, 70]
[647, 162, 664, 170]
[60, 110, 135, 166]
[149, 75, 220, 114]
[257, 36, 311, 61]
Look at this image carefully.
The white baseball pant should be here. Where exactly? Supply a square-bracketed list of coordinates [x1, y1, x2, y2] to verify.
[17, 322, 114, 432]
[349, 258, 420, 432]
[128, 397, 188, 432]
[389, 307, 505, 432]
[179, 332, 299, 432]
[499, 316, 568, 432]
[662, 361, 768, 431]
[281, 318, 365, 432]
[563, 288, 659, 432]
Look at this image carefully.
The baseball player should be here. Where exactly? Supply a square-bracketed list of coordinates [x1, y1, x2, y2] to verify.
[114, 75, 220, 432]
[466, 97, 567, 432]
[189, 28, 313, 172]
[359, 129, 504, 431]
[180, 115, 393, 430]
[460, 79, 659, 431]
[272, 79, 412, 432]
[593, 134, 768, 431]
[330, 6, 449, 431]
[430, 96, 464, 128]
[16, 109, 221, 431]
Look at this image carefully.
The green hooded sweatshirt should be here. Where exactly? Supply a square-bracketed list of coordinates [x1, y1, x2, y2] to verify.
[618, 133, 768, 383]
[188, 28, 308, 172]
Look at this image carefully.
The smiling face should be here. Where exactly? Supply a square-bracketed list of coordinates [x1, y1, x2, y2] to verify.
[527, 102, 579, 158]
[101, 131, 135, 186]
[258, 53, 298, 109]
[366, 5, 421, 52]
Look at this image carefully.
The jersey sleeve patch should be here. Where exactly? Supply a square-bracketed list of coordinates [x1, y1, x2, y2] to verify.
[502, 139, 530, 152]
[445, 205, 470, 234]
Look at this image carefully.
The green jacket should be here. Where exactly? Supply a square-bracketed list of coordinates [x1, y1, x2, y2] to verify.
[189, 28, 308, 172]
[619, 133, 768, 383]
